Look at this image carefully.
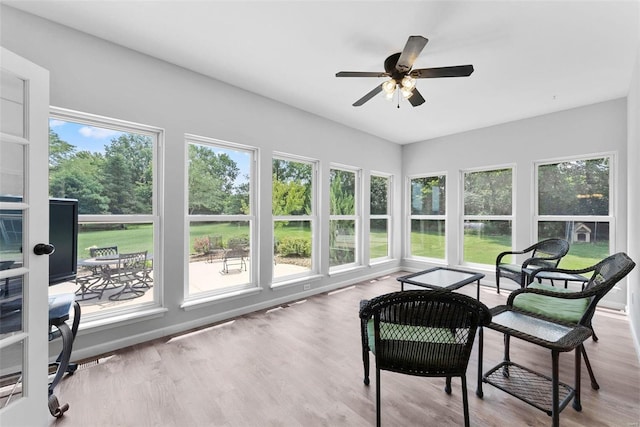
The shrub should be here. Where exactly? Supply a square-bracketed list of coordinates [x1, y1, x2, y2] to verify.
[277, 236, 311, 257]
[193, 236, 210, 254]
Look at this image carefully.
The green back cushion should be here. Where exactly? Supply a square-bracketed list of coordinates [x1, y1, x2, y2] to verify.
[367, 320, 456, 354]
[512, 282, 590, 323]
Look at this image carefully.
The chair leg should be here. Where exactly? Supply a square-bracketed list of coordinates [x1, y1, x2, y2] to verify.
[495, 271, 501, 294]
[461, 375, 470, 427]
[581, 345, 600, 390]
[376, 368, 381, 427]
[445, 376, 452, 394]
[361, 321, 370, 385]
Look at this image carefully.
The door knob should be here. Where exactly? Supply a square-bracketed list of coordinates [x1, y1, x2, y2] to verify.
[34, 243, 55, 255]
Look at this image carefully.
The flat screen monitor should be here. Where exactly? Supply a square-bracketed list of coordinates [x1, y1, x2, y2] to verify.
[49, 198, 78, 285]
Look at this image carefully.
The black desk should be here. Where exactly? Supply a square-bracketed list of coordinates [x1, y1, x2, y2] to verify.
[397, 267, 485, 300]
[478, 306, 592, 427]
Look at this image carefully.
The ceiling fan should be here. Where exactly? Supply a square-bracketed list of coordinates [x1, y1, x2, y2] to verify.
[336, 35, 474, 107]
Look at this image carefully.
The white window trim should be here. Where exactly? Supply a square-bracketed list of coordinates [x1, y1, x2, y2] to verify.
[329, 164, 361, 272]
[534, 152, 615, 252]
[407, 172, 447, 263]
[369, 172, 393, 264]
[184, 133, 259, 299]
[271, 153, 319, 285]
[49, 106, 164, 313]
[460, 164, 515, 267]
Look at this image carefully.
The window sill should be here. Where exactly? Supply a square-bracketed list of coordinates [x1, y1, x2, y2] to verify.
[181, 287, 262, 311]
[271, 274, 323, 290]
[79, 306, 168, 333]
[328, 264, 367, 277]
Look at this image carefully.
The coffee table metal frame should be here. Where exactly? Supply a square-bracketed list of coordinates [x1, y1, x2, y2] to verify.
[397, 266, 485, 301]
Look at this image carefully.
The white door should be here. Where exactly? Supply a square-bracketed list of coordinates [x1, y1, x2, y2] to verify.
[0, 47, 51, 426]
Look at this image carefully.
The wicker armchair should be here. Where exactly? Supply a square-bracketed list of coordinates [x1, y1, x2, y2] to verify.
[495, 238, 569, 293]
[359, 290, 491, 427]
[507, 252, 636, 390]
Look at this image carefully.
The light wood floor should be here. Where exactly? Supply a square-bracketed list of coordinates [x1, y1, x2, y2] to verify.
[49, 273, 640, 426]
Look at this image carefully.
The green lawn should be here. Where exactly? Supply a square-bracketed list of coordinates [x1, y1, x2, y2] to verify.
[78, 223, 609, 269]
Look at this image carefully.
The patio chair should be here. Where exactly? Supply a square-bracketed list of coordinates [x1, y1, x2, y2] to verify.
[221, 237, 249, 274]
[207, 235, 225, 263]
[508, 252, 635, 390]
[359, 290, 492, 427]
[108, 251, 149, 300]
[495, 238, 569, 293]
[75, 246, 119, 300]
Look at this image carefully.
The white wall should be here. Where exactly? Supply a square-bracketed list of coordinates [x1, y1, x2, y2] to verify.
[402, 99, 629, 309]
[627, 7, 640, 357]
[1, 6, 403, 358]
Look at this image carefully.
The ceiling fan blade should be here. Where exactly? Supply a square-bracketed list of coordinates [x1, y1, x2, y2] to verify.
[411, 65, 474, 78]
[336, 71, 389, 78]
[396, 36, 429, 73]
[408, 88, 425, 107]
[353, 84, 383, 107]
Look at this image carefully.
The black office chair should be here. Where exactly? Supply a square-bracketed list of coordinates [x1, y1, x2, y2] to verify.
[359, 290, 491, 427]
[0, 279, 80, 418]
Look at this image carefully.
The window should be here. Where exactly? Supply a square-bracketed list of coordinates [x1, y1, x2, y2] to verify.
[186, 135, 255, 297]
[462, 168, 513, 265]
[536, 156, 612, 268]
[329, 166, 359, 269]
[48, 108, 161, 317]
[409, 175, 446, 260]
[272, 155, 316, 281]
[370, 174, 391, 262]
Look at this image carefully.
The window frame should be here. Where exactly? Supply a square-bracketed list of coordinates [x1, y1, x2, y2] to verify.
[407, 172, 447, 262]
[329, 164, 361, 272]
[184, 133, 258, 300]
[369, 172, 392, 263]
[271, 153, 318, 284]
[534, 153, 615, 255]
[460, 165, 515, 267]
[49, 106, 163, 320]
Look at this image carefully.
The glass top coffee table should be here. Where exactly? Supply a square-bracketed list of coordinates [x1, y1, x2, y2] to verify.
[397, 267, 485, 300]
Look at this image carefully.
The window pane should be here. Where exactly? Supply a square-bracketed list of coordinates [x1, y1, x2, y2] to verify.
[67, 222, 155, 314]
[0, 339, 24, 406]
[463, 220, 512, 264]
[0, 70, 25, 138]
[0, 141, 24, 198]
[272, 159, 312, 215]
[188, 143, 250, 215]
[370, 176, 388, 215]
[0, 208, 23, 269]
[330, 169, 355, 215]
[330, 220, 355, 267]
[464, 169, 512, 215]
[48, 120, 153, 215]
[538, 221, 609, 268]
[410, 219, 445, 259]
[274, 220, 312, 278]
[188, 221, 251, 293]
[0, 275, 24, 337]
[538, 158, 609, 216]
[411, 176, 445, 215]
[370, 218, 388, 259]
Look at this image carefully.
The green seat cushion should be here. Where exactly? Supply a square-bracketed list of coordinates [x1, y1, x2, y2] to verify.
[512, 282, 590, 324]
[367, 319, 456, 354]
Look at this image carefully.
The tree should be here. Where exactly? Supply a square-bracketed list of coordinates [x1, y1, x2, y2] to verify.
[188, 144, 242, 214]
[49, 129, 75, 169]
[49, 151, 109, 214]
[370, 176, 388, 215]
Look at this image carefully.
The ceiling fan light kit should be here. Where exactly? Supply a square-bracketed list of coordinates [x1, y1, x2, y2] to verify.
[336, 35, 474, 108]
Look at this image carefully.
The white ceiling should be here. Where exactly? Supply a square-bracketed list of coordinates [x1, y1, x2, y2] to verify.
[6, 1, 639, 144]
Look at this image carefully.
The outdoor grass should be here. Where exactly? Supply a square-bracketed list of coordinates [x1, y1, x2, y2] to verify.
[79, 223, 609, 269]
